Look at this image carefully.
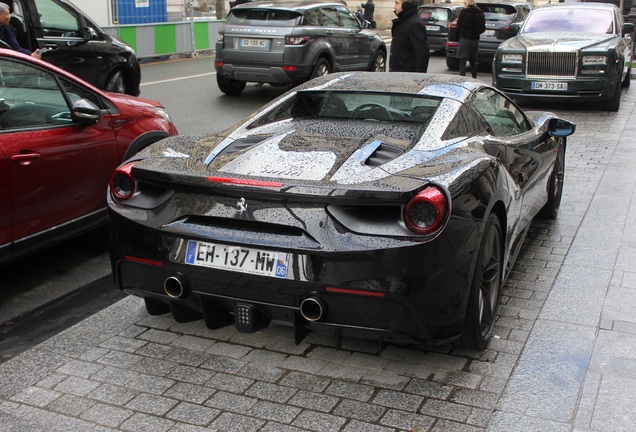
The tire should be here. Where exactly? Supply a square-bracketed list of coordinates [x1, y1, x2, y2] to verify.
[622, 65, 631, 88]
[310, 58, 331, 79]
[105, 70, 127, 94]
[370, 50, 386, 72]
[461, 213, 503, 350]
[216, 74, 246, 95]
[538, 139, 565, 219]
[446, 56, 459, 71]
[602, 76, 622, 111]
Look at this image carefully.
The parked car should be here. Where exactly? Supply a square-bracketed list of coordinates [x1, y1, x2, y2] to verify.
[493, 3, 633, 111]
[214, 1, 386, 95]
[0, 49, 178, 265]
[108, 72, 575, 349]
[5, 0, 141, 96]
[417, 3, 463, 53]
[446, 1, 533, 70]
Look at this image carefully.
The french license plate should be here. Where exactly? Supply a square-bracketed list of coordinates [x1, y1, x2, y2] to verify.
[425, 25, 439, 32]
[484, 29, 495, 37]
[531, 81, 568, 91]
[184, 240, 289, 278]
[240, 38, 269, 48]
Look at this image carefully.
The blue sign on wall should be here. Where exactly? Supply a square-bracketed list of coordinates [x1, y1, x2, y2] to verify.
[118, 0, 167, 24]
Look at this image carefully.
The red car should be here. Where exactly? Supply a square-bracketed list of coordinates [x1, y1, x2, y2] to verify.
[0, 49, 178, 265]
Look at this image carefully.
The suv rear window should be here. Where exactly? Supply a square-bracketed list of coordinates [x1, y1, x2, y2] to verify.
[477, 3, 518, 22]
[227, 9, 303, 26]
[419, 7, 452, 22]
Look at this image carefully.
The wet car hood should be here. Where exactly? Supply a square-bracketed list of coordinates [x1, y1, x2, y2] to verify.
[502, 32, 620, 50]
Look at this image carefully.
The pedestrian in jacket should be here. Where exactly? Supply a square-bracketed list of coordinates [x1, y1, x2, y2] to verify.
[390, 0, 429, 72]
[456, 0, 485, 78]
[361, 0, 375, 28]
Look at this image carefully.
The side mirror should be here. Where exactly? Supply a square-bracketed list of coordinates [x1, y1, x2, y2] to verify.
[548, 118, 576, 137]
[85, 26, 100, 41]
[72, 98, 101, 125]
[623, 22, 634, 36]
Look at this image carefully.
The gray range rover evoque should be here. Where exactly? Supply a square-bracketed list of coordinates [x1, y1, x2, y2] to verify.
[214, 1, 387, 95]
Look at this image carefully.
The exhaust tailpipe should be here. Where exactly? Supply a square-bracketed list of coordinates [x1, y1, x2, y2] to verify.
[300, 296, 326, 322]
[164, 274, 189, 299]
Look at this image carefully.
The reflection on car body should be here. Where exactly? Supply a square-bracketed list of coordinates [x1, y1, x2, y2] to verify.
[108, 72, 575, 350]
[7, 0, 141, 95]
[214, 1, 386, 95]
[417, 3, 463, 53]
[446, 1, 533, 70]
[493, 2, 634, 111]
[0, 49, 178, 265]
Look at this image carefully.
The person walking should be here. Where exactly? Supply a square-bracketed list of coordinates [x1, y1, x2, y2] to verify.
[456, 0, 485, 78]
[361, 0, 375, 28]
[389, 0, 429, 73]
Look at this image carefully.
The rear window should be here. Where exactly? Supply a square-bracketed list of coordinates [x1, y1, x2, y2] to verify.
[418, 7, 452, 22]
[249, 91, 442, 127]
[226, 8, 303, 26]
[477, 3, 518, 22]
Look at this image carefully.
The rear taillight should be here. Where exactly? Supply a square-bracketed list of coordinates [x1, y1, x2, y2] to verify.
[110, 161, 137, 201]
[403, 185, 450, 235]
[216, 61, 224, 68]
[285, 36, 309, 45]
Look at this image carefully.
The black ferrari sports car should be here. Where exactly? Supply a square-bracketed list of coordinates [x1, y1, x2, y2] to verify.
[108, 72, 575, 349]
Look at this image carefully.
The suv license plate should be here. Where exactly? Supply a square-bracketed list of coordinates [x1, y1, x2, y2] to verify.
[184, 240, 289, 278]
[531, 81, 568, 91]
[425, 25, 439, 32]
[240, 38, 270, 49]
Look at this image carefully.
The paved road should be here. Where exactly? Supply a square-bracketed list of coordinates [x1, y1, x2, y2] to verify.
[2, 55, 636, 431]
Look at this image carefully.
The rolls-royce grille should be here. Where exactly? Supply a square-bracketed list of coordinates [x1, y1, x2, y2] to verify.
[527, 52, 577, 77]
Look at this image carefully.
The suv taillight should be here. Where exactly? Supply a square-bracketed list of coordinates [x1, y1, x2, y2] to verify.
[285, 36, 309, 45]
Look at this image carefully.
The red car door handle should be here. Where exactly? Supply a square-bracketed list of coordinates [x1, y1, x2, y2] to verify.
[12, 152, 41, 166]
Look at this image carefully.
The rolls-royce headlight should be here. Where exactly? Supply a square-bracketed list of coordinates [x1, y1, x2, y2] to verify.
[582, 55, 607, 65]
[502, 54, 523, 63]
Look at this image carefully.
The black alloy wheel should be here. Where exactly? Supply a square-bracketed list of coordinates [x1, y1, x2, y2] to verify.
[311, 58, 331, 79]
[370, 51, 386, 72]
[105, 70, 127, 94]
[539, 139, 565, 219]
[461, 213, 503, 350]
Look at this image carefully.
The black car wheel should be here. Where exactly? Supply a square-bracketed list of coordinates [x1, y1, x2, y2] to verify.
[539, 139, 565, 219]
[217, 74, 246, 95]
[603, 76, 622, 111]
[622, 65, 631, 88]
[446, 56, 459, 71]
[105, 70, 128, 94]
[311, 58, 331, 79]
[370, 51, 386, 72]
[461, 213, 502, 350]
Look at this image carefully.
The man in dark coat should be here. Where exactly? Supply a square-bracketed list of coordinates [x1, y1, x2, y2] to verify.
[456, 0, 485, 78]
[389, 0, 429, 72]
[361, 0, 375, 28]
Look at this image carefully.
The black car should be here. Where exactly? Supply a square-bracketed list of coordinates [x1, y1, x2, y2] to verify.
[493, 2, 634, 111]
[446, 1, 533, 70]
[6, 0, 141, 95]
[214, 1, 386, 95]
[108, 72, 575, 350]
[417, 3, 463, 53]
